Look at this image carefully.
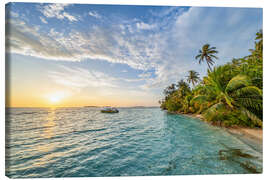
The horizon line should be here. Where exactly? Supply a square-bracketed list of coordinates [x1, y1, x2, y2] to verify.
[6, 105, 160, 108]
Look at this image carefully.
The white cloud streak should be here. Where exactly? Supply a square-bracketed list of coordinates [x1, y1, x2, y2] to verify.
[136, 22, 157, 30]
[88, 11, 101, 19]
[48, 65, 118, 92]
[40, 16, 48, 24]
[39, 4, 78, 22]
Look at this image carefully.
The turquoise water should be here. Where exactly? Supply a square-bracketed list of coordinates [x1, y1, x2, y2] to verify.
[6, 107, 262, 178]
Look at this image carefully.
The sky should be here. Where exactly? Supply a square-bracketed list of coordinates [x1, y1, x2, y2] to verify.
[5, 3, 262, 107]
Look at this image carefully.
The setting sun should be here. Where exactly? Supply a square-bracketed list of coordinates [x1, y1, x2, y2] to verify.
[49, 95, 61, 103]
[47, 92, 67, 105]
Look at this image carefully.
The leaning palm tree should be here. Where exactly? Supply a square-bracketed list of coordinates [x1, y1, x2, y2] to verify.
[186, 70, 200, 87]
[201, 66, 262, 126]
[195, 44, 218, 71]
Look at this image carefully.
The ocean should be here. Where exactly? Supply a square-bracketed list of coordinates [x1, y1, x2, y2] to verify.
[5, 107, 262, 178]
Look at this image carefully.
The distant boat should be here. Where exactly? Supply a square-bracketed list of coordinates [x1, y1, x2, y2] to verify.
[101, 107, 119, 113]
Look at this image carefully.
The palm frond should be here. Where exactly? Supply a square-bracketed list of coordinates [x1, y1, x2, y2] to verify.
[190, 95, 207, 105]
[208, 50, 218, 54]
[209, 55, 218, 59]
[232, 86, 262, 112]
[240, 107, 262, 126]
[209, 47, 217, 50]
[195, 54, 201, 59]
[203, 103, 227, 122]
[225, 75, 251, 94]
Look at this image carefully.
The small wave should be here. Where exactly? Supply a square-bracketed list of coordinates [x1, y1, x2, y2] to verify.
[13, 126, 53, 133]
[73, 128, 107, 134]
[8, 111, 49, 116]
[12, 112, 38, 115]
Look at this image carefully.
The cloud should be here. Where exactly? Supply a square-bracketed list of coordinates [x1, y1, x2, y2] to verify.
[10, 11, 19, 18]
[49, 28, 63, 37]
[6, 18, 76, 60]
[6, 6, 262, 92]
[7, 17, 165, 71]
[88, 11, 101, 19]
[48, 65, 149, 99]
[136, 22, 157, 30]
[138, 72, 152, 79]
[39, 3, 78, 22]
[48, 65, 118, 91]
[40, 16, 48, 24]
[150, 6, 180, 17]
[62, 11, 78, 21]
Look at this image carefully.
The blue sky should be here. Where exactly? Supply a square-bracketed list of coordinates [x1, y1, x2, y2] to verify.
[5, 3, 262, 107]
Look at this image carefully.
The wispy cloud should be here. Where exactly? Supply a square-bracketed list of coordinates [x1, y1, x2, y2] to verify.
[40, 16, 48, 24]
[10, 11, 19, 18]
[6, 18, 76, 60]
[48, 65, 149, 99]
[39, 3, 78, 22]
[88, 11, 101, 19]
[136, 22, 157, 30]
[49, 65, 118, 90]
[150, 6, 180, 17]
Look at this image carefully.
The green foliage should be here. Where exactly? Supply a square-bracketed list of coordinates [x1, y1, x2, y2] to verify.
[160, 30, 263, 128]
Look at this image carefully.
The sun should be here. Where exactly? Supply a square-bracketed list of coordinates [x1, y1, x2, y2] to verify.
[46, 91, 69, 106]
[48, 93, 63, 104]
[49, 95, 61, 103]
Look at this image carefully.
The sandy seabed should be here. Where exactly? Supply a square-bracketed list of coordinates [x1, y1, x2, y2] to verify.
[179, 113, 262, 153]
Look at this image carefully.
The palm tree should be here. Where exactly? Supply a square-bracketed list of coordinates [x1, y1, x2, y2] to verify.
[186, 70, 200, 87]
[176, 79, 188, 89]
[163, 83, 176, 96]
[195, 44, 218, 71]
[176, 79, 191, 97]
[250, 30, 263, 58]
[255, 29, 263, 41]
[201, 66, 262, 125]
[168, 83, 176, 93]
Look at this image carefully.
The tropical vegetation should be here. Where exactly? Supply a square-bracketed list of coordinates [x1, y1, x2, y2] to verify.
[160, 30, 263, 128]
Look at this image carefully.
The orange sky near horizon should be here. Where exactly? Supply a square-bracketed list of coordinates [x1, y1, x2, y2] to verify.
[6, 89, 159, 108]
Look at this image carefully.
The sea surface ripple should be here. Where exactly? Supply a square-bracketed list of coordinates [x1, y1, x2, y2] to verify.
[5, 107, 262, 178]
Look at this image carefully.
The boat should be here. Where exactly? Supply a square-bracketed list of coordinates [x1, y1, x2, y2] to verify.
[101, 107, 119, 113]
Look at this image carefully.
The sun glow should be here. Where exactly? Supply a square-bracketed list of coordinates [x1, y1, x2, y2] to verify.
[48, 92, 66, 105]
[50, 95, 61, 103]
